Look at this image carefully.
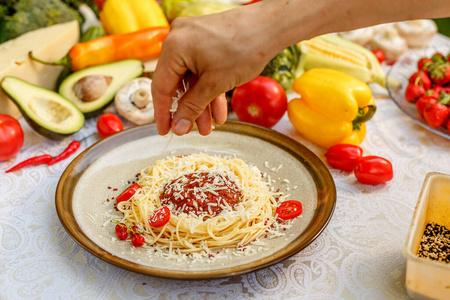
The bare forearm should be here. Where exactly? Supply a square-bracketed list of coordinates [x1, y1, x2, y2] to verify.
[252, 0, 449, 54]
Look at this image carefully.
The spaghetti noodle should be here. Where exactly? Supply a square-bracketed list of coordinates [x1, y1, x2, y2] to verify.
[116, 153, 280, 254]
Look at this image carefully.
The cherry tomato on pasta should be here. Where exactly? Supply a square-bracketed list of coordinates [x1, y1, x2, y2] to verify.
[149, 207, 171, 227]
[324, 144, 363, 171]
[276, 200, 303, 220]
[116, 183, 141, 204]
[97, 113, 123, 138]
[131, 235, 145, 247]
[354, 156, 393, 185]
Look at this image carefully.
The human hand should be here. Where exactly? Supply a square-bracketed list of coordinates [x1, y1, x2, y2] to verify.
[151, 3, 283, 136]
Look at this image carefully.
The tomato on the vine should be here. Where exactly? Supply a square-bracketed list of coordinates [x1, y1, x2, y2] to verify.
[0, 114, 24, 161]
[354, 156, 393, 185]
[149, 207, 171, 227]
[276, 200, 303, 220]
[231, 76, 287, 128]
[97, 113, 123, 138]
[324, 144, 363, 171]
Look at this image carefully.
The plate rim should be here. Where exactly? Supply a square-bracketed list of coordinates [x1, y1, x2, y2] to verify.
[55, 120, 336, 279]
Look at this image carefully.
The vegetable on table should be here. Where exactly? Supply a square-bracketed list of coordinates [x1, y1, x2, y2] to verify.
[48, 140, 81, 165]
[99, 0, 168, 35]
[115, 77, 155, 125]
[287, 68, 376, 149]
[160, 0, 238, 23]
[6, 154, 52, 173]
[260, 44, 301, 91]
[30, 26, 169, 72]
[354, 156, 393, 185]
[97, 113, 123, 138]
[231, 76, 288, 128]
[0, 114, 24, 161]
[297, 34, 388, 87]
[0, 0, 82, 43]
[324, 144, 363, 171]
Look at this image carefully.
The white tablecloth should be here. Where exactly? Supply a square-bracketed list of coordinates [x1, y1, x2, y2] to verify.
[1, 35, 450, 300]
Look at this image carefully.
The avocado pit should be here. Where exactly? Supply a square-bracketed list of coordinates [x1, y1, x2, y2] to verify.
[73, 75, 113, 102]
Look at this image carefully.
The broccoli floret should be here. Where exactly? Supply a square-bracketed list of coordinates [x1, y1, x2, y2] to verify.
[0, 0, 82, 43]
[261, 44, 302, 91]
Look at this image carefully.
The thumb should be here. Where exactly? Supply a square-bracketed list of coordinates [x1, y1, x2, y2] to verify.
[172, 74, 224, 135]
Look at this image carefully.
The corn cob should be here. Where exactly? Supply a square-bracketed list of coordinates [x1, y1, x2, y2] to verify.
[297, 34, 388, 87]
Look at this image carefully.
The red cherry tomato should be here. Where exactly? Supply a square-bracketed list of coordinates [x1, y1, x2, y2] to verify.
[0, 114, 24, 161]
[116, 183, 141, 204]
[354, 156, 393, 185]
[324, 144, 363, 171]
[276, 200, 303, 220]
[371, 49, 386, 64]
[231, 76, 288, 128]
[149, 207, 171, 227]
[97, 113, 123, 138]
[131, 235, 145, 247]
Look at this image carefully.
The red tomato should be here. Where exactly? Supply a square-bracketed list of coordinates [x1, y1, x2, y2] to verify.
[116, 183, 141, 204]
[0, 114, 24, 161]
[131, 235, 145, 247]
[324, 144, 363, 171]
[231, 76, 288, 128]
[149, 207, 171, 227]
[354, 156, 393, 185]
[97, 113, 123, 138]
[371, 49, 386, 64]
[276, 200, 303, 220]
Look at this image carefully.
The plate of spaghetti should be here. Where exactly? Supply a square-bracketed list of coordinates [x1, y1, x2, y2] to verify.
[56, 121, 336, 279]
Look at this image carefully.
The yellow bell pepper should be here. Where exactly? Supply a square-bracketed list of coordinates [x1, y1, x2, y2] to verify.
[100, 0, 169, 35]
[287, 68, 376, 148]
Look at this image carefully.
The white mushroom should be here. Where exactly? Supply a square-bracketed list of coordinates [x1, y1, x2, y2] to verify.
[395, 20, 437, 48]
[338, 27, 374, 46]
[370, 26, 408, 61]
[114, 77, 154, 125]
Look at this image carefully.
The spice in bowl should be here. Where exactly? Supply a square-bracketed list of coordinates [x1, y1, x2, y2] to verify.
[417, 222, 450, 264]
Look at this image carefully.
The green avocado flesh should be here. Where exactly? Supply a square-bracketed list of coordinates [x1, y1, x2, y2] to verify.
[59, 59, 144, 117]
[1, 76, 85, 140]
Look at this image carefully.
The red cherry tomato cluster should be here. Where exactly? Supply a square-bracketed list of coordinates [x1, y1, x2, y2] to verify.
[114, 223, 145, 247]
[231, 76, 288, 128]
[324, 144, 393, 185]
[404, 52, 450, 131]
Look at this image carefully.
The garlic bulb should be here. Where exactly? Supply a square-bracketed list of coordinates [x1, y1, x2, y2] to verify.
[338, 27, 374, 46]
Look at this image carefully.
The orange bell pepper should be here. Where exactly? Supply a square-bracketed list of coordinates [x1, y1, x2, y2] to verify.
[69, 26, 169, 71]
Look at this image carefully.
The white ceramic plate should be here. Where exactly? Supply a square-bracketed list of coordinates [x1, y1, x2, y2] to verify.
[56, 121, 336, 279]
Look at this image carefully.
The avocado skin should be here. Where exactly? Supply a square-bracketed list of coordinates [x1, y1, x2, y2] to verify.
[1, 76, 85, 140]
[59, 59, 144, 117]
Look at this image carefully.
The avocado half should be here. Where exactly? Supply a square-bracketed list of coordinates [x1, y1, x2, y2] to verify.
[59, 59, 144, 117]
[1, 76, 85, 140]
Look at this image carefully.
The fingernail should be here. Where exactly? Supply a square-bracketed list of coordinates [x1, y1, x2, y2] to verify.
[173, 119, 192, 135]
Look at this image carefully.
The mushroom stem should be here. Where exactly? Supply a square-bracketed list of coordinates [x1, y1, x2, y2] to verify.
[133, 88, 150, 108]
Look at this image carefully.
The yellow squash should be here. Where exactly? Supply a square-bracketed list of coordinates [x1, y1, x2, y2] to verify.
[100, 0, 169, 35]
[287, 68, 376, 148]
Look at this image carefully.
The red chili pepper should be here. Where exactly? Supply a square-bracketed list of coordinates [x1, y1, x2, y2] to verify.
[6, 154, 52, 173]
[48, 140, 81, 165]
